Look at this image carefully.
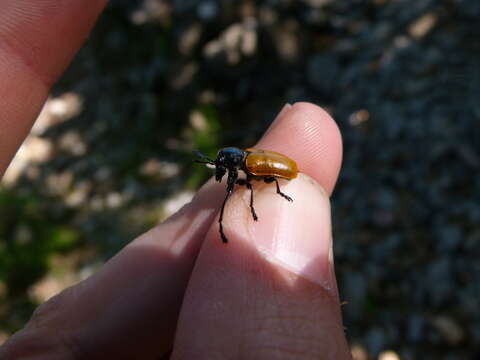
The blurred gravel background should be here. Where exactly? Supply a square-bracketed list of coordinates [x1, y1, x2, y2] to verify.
[1, 0, 479, 359]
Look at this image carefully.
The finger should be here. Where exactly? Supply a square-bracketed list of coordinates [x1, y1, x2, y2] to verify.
[0, 0, 108, 176]
[0, 179, 225, 360]
[257, 102, 342, 195]
[172, 103, 351, 359]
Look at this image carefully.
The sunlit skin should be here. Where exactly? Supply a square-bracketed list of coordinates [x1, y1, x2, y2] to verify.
[195, 147, 299, 243]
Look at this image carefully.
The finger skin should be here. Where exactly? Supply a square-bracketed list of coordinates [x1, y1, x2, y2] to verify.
[0, 179, 225, 359]
[0, 0, 108, 176]
[172, 103, 351, 359]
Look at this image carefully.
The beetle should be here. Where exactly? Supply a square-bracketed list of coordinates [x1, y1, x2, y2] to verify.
[194, 147, 298, 243]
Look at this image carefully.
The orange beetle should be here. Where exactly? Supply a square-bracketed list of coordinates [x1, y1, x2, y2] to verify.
[194, 147, 298, 243]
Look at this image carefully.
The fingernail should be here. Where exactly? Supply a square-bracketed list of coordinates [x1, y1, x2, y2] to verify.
[251, 173, 335, 291]
[263, 103, 292, 137]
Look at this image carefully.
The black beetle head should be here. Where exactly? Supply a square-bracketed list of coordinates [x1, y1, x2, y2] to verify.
[215, 147, 246, 171]
[194, 148, 246, 183]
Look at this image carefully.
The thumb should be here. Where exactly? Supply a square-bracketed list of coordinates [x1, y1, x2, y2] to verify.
[172, 173, 350, 359]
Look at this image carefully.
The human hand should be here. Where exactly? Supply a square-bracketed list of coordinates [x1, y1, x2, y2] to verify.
[0, 1, 351, 359]
[1, 101, 350, 359]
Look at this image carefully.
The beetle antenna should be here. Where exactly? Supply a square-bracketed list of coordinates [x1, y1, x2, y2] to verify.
[193, 150, 215, 165]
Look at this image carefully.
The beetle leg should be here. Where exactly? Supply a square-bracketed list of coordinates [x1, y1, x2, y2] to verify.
[274, 178, 293, 202]
[219, 191, 232, 243]
[236, 178, 258, 221]
[219, 170, 238, 243]
[246, 182, 258, 221]
[265, 176, 293, 202]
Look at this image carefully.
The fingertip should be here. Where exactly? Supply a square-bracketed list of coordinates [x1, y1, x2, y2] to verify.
[256, 102, 343, 195]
